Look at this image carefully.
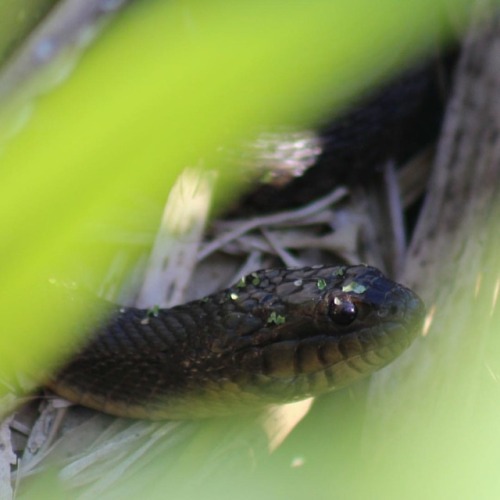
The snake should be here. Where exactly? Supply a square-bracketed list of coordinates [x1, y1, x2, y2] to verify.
[47, 265, 424, 419]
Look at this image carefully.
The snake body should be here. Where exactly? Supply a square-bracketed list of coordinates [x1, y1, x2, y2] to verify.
[48, 265, 424, 419]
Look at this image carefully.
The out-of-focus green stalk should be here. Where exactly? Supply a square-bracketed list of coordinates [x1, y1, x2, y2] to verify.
[0, 0, 472, 389]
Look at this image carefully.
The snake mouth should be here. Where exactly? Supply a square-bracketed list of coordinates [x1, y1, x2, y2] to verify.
[230, 314, 418, 384]
[225, 323, 416, 406]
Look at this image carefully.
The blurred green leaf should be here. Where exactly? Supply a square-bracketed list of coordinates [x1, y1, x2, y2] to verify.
[0, 0, 473, 399]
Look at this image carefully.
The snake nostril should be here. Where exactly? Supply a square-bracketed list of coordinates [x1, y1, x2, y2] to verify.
[378, 303, 400, 318]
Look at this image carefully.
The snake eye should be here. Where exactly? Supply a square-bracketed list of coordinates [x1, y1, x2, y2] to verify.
[328, 296, 357, 325]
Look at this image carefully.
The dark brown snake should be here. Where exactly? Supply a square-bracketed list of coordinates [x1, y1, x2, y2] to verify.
[48, 265, 424, 419]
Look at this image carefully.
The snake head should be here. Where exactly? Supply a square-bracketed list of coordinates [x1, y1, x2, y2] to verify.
[227, 265, 425, 404]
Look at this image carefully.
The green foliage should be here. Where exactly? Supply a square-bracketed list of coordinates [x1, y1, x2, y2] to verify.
[0, 0, 468, 390]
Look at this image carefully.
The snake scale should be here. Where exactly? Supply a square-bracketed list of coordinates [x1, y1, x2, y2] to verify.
[48, 265, 424, 419]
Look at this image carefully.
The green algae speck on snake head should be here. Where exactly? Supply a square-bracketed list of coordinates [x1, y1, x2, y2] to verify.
[47, 265, 425, 419]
